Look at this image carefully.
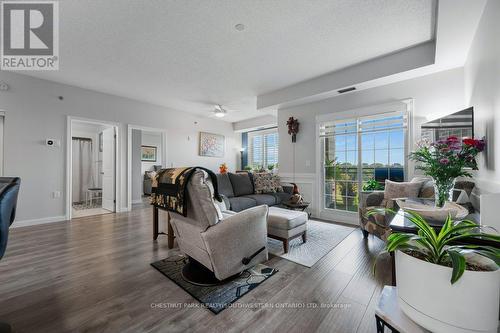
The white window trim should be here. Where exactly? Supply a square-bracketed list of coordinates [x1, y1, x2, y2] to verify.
[247, 128, 278, 168]
[315, 99, 413, 224]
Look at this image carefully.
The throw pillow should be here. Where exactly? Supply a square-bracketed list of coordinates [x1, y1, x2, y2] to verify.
[384, 179, 424, 204]
[228, 172, 254, 196]
[253, 172, 275, 194]
[272, 174, 284, 192]
[410, 177, 435, 198]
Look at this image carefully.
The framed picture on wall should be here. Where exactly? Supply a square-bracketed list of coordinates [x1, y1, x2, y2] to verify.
[141, 145, 157, 162]
[199, 132, 225, 157]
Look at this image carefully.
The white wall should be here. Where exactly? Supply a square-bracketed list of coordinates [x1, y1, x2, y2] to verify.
[278, 67, 466, 175]
[0, 71, 239, 223]
[131, 129, 142, 203]
[277, 67, 466, 217]
[464, 0, 500, 192]
[232, 114, 277, 132]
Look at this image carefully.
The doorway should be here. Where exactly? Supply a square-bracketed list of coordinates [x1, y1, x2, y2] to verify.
[127, 125, 167, 211]
[69, 119, 118, 218]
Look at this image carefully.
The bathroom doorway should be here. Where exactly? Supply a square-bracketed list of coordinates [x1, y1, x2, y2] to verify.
[69, 119, 118, 218]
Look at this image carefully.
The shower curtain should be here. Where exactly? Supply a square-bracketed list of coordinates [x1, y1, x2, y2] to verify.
[72, 138, 95, 203]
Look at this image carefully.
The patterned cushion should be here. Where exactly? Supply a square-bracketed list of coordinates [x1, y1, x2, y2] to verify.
[272, 175, 284, 192]
[253, 172, 275, 194]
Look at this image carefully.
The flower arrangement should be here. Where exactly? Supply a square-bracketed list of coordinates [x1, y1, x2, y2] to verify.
[219, 163, 228, 174]
[410, 136, 485, 206]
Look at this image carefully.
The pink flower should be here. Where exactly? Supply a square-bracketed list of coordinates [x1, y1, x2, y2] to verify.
[439, 158, 450, 165]
[447, 136, 459, 143]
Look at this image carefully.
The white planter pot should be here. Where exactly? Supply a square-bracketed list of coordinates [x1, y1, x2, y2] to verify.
[396, 250, 500, 333]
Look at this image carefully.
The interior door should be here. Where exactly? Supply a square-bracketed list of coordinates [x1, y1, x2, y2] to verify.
[102, 127, 116, 212]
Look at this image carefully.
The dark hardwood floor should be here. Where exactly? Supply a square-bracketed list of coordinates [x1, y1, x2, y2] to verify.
[0, 206, 392, 333]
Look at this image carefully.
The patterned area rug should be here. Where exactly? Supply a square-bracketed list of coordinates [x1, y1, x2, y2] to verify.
[267, 220, 355, 267]
[151, 254, 278, 314]
[72, 202, 102, 210]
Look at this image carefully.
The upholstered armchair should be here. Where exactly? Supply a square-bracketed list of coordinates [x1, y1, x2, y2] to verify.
[358, 178, 435, 241]
[359, 177, 476, 241]
[169, 169, 269, 285]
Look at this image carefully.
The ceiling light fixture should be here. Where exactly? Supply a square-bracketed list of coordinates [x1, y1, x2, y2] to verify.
[214, 105, 227, 118]
[234, 23, 245, 31]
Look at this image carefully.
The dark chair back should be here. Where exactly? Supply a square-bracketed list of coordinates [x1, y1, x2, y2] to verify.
[0, 177, 21, 260]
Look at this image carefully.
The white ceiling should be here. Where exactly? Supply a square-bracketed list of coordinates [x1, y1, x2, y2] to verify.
[22, 0, 435, 122]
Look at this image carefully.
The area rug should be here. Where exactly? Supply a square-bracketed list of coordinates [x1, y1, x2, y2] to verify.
[72, 202, 102, 210]
[151, 254, 278, 314]
[267, 220, 355, 267]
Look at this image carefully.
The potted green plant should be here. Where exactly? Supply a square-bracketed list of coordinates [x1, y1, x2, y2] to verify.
[410, 137, 485, 207]
[362, 179, 384, 191]
[368, 208, 500, 333]
[267, 164, 275, 173]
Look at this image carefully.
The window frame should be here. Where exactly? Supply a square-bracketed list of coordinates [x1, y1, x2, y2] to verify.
[315, 100, 412, 224]
[247, 127, 279, 168]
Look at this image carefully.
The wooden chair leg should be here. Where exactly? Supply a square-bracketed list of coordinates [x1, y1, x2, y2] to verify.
[362, 229, 369, 238]
[153, 206, 159, 240]
[301, 231, 307, 243]
[283, 239, 289, 253]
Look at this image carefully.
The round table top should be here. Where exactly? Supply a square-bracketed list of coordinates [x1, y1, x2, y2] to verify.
[283, 201, 310, 208]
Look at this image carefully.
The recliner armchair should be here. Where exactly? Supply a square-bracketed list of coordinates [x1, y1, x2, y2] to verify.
[0, 177, 21, 333]
[169, 169, 269, 285]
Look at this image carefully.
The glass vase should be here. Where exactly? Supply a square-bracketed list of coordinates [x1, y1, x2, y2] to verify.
[433, 178, 455, 208]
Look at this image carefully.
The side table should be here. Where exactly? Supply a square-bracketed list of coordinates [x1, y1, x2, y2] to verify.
[375, 286, 429, 333]
[282, 200, 311, 217]
[86, 188, 102, 207]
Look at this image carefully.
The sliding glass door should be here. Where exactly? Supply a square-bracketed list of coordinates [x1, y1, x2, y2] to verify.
[320, 111, 408, 214]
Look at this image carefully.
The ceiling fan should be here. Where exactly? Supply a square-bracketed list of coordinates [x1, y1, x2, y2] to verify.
[213, 104, 228, 118]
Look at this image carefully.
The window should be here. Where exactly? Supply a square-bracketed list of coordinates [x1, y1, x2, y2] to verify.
[248, 128, 278, 168]
[320, 111, 408, 213]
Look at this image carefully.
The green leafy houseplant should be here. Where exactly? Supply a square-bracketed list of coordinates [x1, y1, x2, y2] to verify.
[367, 208, 500, 283]
[267, 164, 275, 171]
[363, 179, 384, 191]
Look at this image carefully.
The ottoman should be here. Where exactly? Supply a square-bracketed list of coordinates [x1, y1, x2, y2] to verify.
[267, 206, 308, 253]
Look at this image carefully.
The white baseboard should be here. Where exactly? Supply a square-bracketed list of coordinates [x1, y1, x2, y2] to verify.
[319, 209, 358, 226]
[12, 215, 68, 228]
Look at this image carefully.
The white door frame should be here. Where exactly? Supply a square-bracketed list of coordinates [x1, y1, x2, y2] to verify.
[126, 124, 168, 211]
[66, 116, 120, 220]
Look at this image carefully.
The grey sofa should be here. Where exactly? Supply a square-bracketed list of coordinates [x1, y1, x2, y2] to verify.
[143, 165, 163, 195]
[216, 172, 292, 212]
